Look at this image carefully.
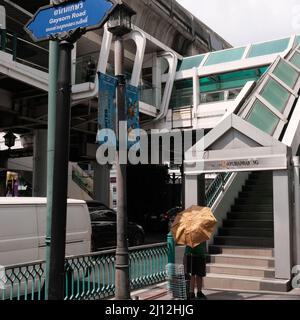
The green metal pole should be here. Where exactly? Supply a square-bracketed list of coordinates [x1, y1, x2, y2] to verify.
[167, 232, 176, 295]
[167, 232, 175, 265]
[45, 37, 59, 300]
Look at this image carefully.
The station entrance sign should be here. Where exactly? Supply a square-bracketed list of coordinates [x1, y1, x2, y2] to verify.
[25, 0, 116, 42]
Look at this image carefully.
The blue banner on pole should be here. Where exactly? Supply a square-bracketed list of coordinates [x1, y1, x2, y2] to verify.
[97, 72, 118, 145]
[126, 84, 140, 149]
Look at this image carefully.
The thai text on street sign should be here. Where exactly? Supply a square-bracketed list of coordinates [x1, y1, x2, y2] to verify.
[25, 0, 116, 42]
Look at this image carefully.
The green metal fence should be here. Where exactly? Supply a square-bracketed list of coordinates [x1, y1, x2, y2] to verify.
[0, 243, 167, 301]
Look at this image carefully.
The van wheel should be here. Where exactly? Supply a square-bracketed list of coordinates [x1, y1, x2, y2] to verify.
[131, 232, 144, 247]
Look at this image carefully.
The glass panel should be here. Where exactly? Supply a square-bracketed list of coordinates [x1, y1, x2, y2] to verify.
[247, 38, 290, 58]
[295, 35, 300, 46]
[170, 79, 193, 109]
[200, 91, 225, 103]
[290, 51, 300, 70]
[199, 67, 268, 93]
[260, 79, 290, 113]
[273, 60, 298, 88]
[247, 100, 280, 134]
[204, 47, 246, 66]
[177, 54, 205, 71]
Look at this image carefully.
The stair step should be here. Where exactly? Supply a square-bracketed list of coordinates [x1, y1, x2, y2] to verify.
[239, 193, 273, 199]
[219, 227, 273, 237]
[238, 191, 273, 197]
[224, 219, 273, 228]
[214, 236, 274, 247]
[236, 198, 273, 205]
[232, 205, 273, 212]
[242, 187, 273, 194]
[206, 264, 275, 278]
[208, 254, 274, 267]
[209, 245, 274, 257]
[203, 274, 290, 292]
[247, 177, 272, 183]
[245, 181, 272, 186]
[228, 213, 273, 220]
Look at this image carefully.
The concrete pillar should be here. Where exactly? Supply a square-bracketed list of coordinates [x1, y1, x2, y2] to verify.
[185, 175, 198, 209]
[192, 67, 199, 128]
[152, 54, 162, 109]
[0, 6, 6, 30]
[93, 162, 110, 207]
[33, 129, 47, 197]
[71, 42, 77, 85]
[293, 157, 300, 266]
[273, 170, 293, 279]
[185, 174, 206, 209]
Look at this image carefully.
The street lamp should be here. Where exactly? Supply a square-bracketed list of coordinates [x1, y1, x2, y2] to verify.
[4, 131, 17, 150]
[107, 2, 136, 301]
[107, 3, 135, 36]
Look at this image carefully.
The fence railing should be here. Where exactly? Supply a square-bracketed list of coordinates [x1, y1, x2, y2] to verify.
[0, 243, 168, 301]
[205, 172, 233, 207]
[0, 29, 49, 72]
[71, 167, 94, 198]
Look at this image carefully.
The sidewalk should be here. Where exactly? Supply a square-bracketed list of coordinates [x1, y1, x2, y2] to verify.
[130, 282, 300, 300]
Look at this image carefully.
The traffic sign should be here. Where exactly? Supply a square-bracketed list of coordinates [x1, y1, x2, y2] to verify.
[25, 0, 116, 42]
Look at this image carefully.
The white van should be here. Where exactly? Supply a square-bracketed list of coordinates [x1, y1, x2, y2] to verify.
[0, 197, 92, 267]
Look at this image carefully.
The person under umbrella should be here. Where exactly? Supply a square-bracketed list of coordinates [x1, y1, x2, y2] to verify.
[171, 205, 217, 300]
[184, 242, 207, 300]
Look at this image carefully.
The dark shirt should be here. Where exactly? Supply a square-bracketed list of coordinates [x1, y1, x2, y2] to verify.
[185, 243, 206, 257]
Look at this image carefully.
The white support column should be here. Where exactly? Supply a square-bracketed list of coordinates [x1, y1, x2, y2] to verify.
[293, 157, 300, 266]
[273, 170, 293, 279]
[0, 5, 6, 29]
[152, 53, 162, 108]
[155, 52, 178, 121]
[127, 30, 146, 87]
[33, 130, 47, 197]
[71, 42, 77, 85]
[99, 24, 113, 74]
[192, 67, 199, 128]
[93, 163, 110, 207]
[185, 175, 198, 209]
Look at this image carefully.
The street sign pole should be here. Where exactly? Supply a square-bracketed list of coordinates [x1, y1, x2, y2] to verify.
[48, 38, 74, 300]
[25, 0, 129, 300]
[45, 2, 59, 300]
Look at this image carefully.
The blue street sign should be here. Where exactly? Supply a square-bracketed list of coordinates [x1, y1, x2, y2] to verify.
[25, 0, 116, 42]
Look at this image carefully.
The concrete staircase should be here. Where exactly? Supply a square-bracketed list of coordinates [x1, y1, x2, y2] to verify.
[204, 171, 290, 292]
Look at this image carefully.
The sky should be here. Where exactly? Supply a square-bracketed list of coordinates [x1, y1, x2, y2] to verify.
[177, 0, 300, 47]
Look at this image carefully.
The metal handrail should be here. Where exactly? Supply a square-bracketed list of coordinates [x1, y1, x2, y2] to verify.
[71, 170, 94, 198]
[0, 29, 49, 72]
[205, 172, 233, 208]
